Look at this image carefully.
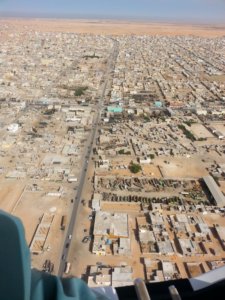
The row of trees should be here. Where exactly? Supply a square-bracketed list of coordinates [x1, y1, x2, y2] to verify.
[178, 124, 196, 142]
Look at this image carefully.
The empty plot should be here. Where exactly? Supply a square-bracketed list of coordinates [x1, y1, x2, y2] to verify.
[0, 180, 25, 212]
[218, 181, 225, 194]
[211, 123, 225, 136]
[101, 202, 141, 212]
[186, 263, 205, 277]
[190, 124, 213, 139]
[14, 190, 64, 244]
[159, 158, 208, 179]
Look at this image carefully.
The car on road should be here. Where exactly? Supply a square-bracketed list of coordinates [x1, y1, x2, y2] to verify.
[68, 234, 72, 240]
[62, 254, 66, 261]
[65, 242, 70, 249]
[64, 262, 71, 274]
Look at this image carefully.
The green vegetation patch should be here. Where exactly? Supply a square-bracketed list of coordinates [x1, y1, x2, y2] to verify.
[178, 124, 196, 142]
[74, 86, 88, 96]
[184, 120, 196, 127]
[129, 161, 142, 173]
[118, 149, 131, 155]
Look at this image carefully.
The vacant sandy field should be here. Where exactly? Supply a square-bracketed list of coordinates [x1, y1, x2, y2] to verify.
[14, 191, 68, 242]
[190, 124, 213, 139]
[0, 180, 25, 212]
[211, 123, 225, 136]
[13, 187, 71, 273]
[101, 202, 141, 213]
[1, 18, 225, 37]
[186, 263, 204, 277]
[218, 181, 225, 194]
[157, 157, 208, 179]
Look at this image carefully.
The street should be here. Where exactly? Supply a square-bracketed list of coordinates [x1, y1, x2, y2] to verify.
[58, 39, 119, 276]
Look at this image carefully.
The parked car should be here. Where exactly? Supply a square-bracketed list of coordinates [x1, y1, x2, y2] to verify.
[82, 236, 91, 243]
[82, 236, 89, 243]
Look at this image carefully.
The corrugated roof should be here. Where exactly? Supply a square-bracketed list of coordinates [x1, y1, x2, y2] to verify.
[203, 175, 225, 206]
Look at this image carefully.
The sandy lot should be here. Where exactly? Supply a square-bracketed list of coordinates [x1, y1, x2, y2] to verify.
[157, 157, 208, 179]
[211, 123, 225, 136]
[108, 164, 162, 178]
[0, 180, 25, 212]
[101, 202, 141, 213]
[13, 186, 71, 273]
[190, 124, 213, 139]
[219, 181, 225, 194]
[1, 18, 225, 37]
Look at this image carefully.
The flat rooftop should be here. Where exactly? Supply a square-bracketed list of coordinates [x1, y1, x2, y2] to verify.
[203, 176, 225, 207]
[93, 211, 128, 238]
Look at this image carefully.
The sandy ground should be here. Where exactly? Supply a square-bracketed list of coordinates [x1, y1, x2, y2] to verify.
[12, 185, 72, 273]
[101, 202, 141, 213]
[1, 18, 225, 37]
[185, 263, 204, 277]
[0, 180, 25, 212]
[190, 124, 213, 139]
[107, 164, 162, 178]
[211, 123, 225, 136]
[218, 181, 225, 194]
[157, 156, 208, 179]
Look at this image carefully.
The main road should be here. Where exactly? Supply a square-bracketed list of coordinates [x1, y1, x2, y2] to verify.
[58, 39, 119, 276]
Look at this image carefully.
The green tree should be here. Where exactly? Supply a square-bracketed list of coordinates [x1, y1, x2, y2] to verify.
[118, 149, 125, 154]
[74, 86, 88, 96]
[129, 162, 142, 173]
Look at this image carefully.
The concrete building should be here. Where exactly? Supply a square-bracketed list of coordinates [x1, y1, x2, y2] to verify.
[92, 193, 102, 211]
[157, 241, 174, 255]
[112, 266, 133, 287]
[214, 226, 225, 251]
[203, 176, 225, 206]
[94, 212, 128, 238]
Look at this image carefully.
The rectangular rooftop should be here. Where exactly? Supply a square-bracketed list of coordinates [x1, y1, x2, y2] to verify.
[203, 175, 225, 207]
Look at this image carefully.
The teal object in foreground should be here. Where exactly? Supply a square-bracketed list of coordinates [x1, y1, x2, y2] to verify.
[0, 210, 109, 300]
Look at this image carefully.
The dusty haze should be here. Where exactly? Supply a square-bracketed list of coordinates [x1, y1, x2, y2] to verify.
[1, 18, 225, 36]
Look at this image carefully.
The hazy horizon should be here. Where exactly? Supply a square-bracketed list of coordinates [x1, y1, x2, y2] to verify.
[1, 14, 225, 27]
[0, 0, 225, 25]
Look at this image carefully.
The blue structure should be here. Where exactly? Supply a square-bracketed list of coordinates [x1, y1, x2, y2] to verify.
[107, 106, 123, 113]
[0, 210, 108, 300]
[154, 101, 163, 108]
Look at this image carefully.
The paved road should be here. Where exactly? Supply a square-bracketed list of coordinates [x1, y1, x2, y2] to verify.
[58, 39, 119, 276]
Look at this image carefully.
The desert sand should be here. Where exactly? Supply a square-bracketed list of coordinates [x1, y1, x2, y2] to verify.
[1, 18, 225, 37]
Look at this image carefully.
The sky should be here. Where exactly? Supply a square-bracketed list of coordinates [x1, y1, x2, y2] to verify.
[0, 0, 225, 24]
